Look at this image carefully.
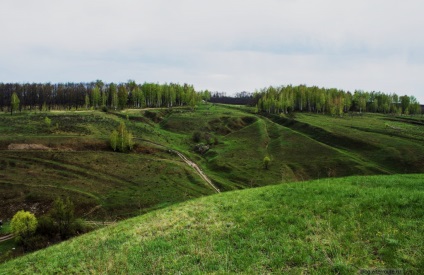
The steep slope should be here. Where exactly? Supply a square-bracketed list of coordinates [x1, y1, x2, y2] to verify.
[1, 174, 423, 274]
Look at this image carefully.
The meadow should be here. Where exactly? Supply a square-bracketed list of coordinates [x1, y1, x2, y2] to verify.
[0, 103, 423, 268]
[1, 174, 423, 274]
[1, 104, 423, 218]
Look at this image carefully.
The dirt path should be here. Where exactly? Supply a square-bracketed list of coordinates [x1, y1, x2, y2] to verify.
[173, 151, 220, 193]
[0, 234, 14, 243]
[137, 138, 220, 193]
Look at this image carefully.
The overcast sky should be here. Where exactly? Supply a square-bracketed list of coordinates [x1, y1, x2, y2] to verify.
[1, 0, 423, 102]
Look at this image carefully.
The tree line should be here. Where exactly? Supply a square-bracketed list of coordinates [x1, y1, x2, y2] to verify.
[0, 80, 211, 113]
[254, 85, 422, 116]
[209, 91, 254, 105]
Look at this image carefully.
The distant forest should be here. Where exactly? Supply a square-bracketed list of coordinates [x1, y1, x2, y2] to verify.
[253, 85, 422, 115]
[0, 81, 421, 115]
[0, 81, 210, 112]
[210, 91, 255, 105]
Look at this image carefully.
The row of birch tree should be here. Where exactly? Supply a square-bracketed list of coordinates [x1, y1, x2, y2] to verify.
[0, 80, 207, 112]
[254, 85, 421, 116]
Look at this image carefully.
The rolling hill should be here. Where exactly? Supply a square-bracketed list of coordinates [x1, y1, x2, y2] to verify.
[1, 174, 423, 273]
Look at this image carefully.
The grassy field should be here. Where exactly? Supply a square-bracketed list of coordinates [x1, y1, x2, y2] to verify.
[1, 105, 423, 221]
[0, 109, 217, 222]
[162, 105, 423, 188]
[0, 104, 423, 269]
[0, 174, 422, 274]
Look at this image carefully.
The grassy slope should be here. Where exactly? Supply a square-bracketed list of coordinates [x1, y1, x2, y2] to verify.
[167, 105, 424, 189]
[277, 112, 424, 174]
[1, 106, 423, 220]
[0, 110, 215, 220]
[1, 174, 423, 274]
[2, 106, 423, 220]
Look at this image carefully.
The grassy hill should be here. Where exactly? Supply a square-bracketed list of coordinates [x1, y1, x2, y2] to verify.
[1, 174, 423, 274]
[0, 110, 217, 221]
[1, 104, 423, 221]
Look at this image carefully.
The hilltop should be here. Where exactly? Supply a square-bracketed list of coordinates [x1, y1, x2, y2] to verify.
[1, 174, 423, 273]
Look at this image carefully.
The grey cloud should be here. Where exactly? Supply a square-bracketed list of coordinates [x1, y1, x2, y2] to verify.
[1, 0, 424, 102]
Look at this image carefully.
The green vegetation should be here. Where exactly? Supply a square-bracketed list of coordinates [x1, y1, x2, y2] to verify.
[1, 174, 422, 273]
[10, 211, 37, 248]
[109, 122, 134, 152]
[1, 104, 422, 222]
[0, 221, 11, 235]
[0, 81, 201, 112]
[0, 100, 423, 267]
[263, 156, 270, 169]
[255, 84, 421, 115]
[10, 92, 20, 115]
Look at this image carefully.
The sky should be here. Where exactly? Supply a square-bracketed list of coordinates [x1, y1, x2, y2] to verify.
[1, 0, 424, 102]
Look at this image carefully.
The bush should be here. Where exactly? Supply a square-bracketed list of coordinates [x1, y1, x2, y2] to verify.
[263, 156, 271, 170]
[71, 218, 87, 235]
[44, 117, 51, 127]
[11, 210, 38, 248]
[21, 235, 49, 252]
[36, 215, 57, 238]
[192, 131, 202, 143]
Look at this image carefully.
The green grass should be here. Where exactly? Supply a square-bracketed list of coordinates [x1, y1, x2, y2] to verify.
[0, 222, 10, 235]
[1, 105, 423, 221]
[1, 174, 422, 274]
[277, 112, 424, 174]
[0, 150, 214, 220]
[0, 109, 216, 221]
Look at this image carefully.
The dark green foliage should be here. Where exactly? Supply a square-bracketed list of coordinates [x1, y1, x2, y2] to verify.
[50, 197, 75, 240]
[36, 215, 56, 238]
[117, 85, 128, 110]
[192, 131, 202, 143]
[263, 156, 270, 169]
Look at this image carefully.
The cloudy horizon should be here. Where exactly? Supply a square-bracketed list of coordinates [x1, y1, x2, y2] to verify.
[1, 0, 424, 102]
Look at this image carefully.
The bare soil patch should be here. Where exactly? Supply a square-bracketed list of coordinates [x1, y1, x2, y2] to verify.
[8, 144, 51, 151]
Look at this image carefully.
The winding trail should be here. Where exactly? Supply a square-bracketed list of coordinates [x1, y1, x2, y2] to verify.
[136, 138, 220, 193]
[173, 151, 220, 193]
[0, 234, 14, 243]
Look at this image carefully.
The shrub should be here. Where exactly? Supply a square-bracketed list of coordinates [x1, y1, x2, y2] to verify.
[11, 210, 38, 247]
[192, 131, 202, 143]
[36, 215, 57, 238]
[44, 117, 51, 127]
[263, 156, 271, 170]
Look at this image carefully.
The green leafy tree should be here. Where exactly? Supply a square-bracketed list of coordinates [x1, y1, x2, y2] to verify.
[84, 93, 90, 109]
[11, 210, 38, 243]
[10, 92, 20, 115]
[118, 85, 128, 109]
[110, 83, 118, 110]
[91, 86, 101, 108]
[50, 197, 75, 239]
[263, 156, 271, 170]
[400, 95, 411, 114]
[110, 122, 134, 152]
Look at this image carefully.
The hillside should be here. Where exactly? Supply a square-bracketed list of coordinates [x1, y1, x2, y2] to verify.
[1, 104, 423, 221]
[1, 174, 423, 273]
